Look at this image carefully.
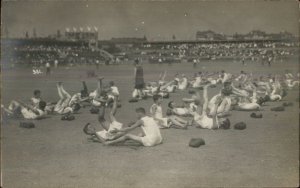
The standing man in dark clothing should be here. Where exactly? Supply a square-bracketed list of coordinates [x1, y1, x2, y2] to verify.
[46, 62, 51, 76]
[134, 59, 145, 99]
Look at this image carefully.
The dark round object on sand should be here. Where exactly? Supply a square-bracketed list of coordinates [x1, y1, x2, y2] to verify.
[234, 122, 247, 130]
[128, 98, 139, 103]
[270, 106, 285, 111]
[189, 138, 205, 148]
[20, 122, 35, 128]
[67, 115, 75, 121]
[61, 114, 75, 121]
[90, 107, 100, 114]
[250, 112, 263, 118]
[282, 102, 293, 107]
[219, 118, 231, 129]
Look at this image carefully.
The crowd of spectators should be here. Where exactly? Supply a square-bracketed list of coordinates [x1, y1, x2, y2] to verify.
[2, 40, 298, 67]
[138, 41, 299, 63]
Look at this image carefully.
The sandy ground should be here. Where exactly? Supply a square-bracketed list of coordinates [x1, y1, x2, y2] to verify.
[1, 60, 299, 188]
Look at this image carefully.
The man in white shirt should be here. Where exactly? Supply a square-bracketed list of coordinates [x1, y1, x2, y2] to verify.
[102, 107, 163, 147]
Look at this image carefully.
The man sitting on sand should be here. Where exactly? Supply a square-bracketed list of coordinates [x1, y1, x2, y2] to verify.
[101, 107, 163, 147]
[150, 95, 191, 129]
[83, 94, 124, 142]
[2, 100, 47, 120]
[190, 85, 230, 129]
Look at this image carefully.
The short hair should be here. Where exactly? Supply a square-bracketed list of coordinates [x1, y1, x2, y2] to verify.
[80, 90, 88, 97]
[39, 101, 47, 111]
[220, 118, 230, 129]
[135, 107, 146, 114]
[224, 81, 231, 86]
[166, 109, 173, 116]
[168, 101, 174, 108]
[34, 90, 41, 96]
[73, 103, 81, 112]
[153, 94, 162, 102]
[109, 81, 115, 86]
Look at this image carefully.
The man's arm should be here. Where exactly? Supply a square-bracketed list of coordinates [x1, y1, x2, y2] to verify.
[150, 105, 157, 117]
[211, 98, 223, 129]
[116, 120, 143, 133]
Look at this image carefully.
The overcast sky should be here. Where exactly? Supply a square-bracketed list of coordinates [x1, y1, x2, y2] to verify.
[2, 0, 299, 40]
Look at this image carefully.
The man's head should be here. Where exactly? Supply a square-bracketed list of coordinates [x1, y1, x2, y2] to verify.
[34, 90, 41, 98]
[38, 101, 47, 111]
[134, 58, 139, 66]
[109, 81, 115, 87]
[222, 82, 232, 95]
[135, 107, 146, 119]
[230, 97, 239, 106]
[72, 103, 81, 113]
[219, 118, 231, 129]
[153, 95, 163, 104]
[168, 101, 175, 109]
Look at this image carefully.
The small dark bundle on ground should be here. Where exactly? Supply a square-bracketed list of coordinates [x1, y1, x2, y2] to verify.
[234, 122, 247, 130]
[250, 112, 263, 118]
[270, 106, 285, 111]
[188, 90, 196, 94]
[210, 85, 217, 88]
[128, 98, 139, 103]
[61, 114, 75, 121]
[90, 107, 100, 114]
[282, 102, 293, 107]
[19, 122, 35, 128]
[219, 118, 231, 129]
[189, 138, 205, 148]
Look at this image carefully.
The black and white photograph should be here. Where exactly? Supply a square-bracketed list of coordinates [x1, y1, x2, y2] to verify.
[1, 0, 299, 187]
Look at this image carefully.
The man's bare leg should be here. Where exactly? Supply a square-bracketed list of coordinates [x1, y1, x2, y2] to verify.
[59, 83, 72, 99]
[109, 96, 118, 122]
[1, 105, 14, 115]
[104, 134, 144, 146]
[57, 82, 65, 99]
[95, 77, 104, 99]
[168, 116, 188, 129]
[98, 105, 109, 131]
